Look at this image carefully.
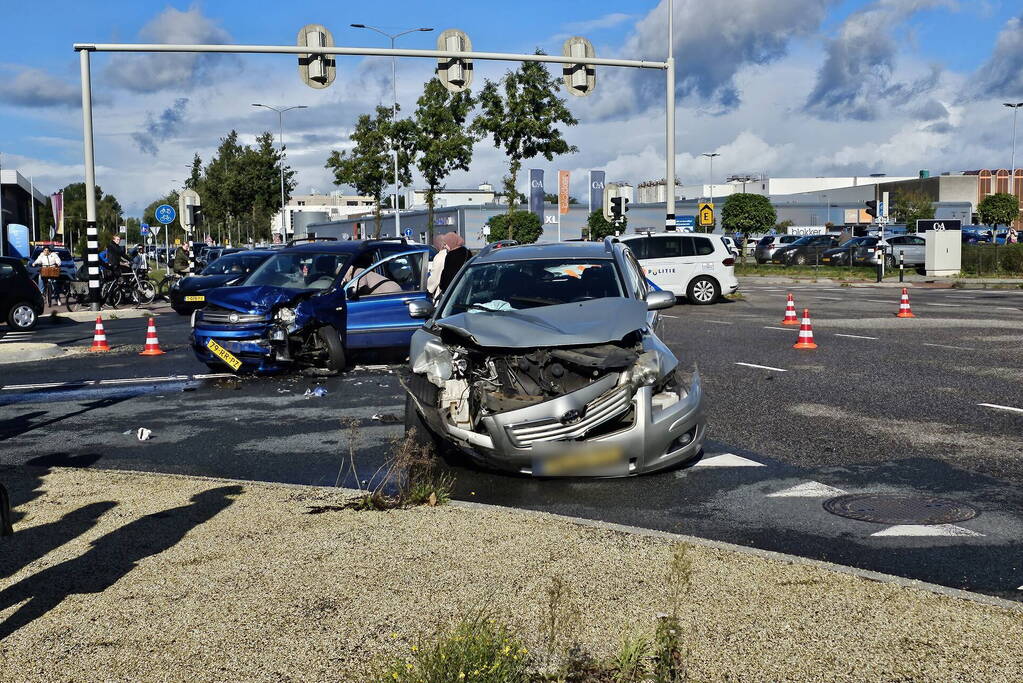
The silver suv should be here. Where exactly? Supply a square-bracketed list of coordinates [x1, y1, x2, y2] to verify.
[403, 240, 705, 477]
[754, 234, 800, 263]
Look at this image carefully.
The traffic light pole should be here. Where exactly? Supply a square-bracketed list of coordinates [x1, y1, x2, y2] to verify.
[665, 0, 676, 231]
[78, 48, 100, 312]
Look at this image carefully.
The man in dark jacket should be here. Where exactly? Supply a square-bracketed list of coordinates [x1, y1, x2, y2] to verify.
[438, 232, 470, 293]
[106, 235, 127, 280]
[172, 243, 190, 275]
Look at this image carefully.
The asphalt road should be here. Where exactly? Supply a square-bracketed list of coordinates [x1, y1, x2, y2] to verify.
[2, 284, 1022, 601]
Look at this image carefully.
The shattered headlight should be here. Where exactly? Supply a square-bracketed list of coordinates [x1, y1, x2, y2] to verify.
[412, 338, 453, 387]
[275, 307, 296, 325]
[626, 351, 663, 388]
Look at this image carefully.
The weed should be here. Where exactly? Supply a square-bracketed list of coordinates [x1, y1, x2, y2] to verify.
[348, 428, 454, 510]
[336, 417, 362, 490]
[652, 615, 685, 683]
[542, 575, 581, 667]
[609, 635, 650, 682]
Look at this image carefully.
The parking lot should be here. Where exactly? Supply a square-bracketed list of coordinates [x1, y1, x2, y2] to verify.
[2, 281, 1022, 601]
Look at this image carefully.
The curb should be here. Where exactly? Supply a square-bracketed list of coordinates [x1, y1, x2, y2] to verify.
[24, 465, 1023, 615]
[47, 309, 162, 323]
[0, 343, 65, 365]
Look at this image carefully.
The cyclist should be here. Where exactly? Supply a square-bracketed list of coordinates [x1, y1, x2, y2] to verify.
[107, 235, 128, 280]
[32, 245, 63, 305]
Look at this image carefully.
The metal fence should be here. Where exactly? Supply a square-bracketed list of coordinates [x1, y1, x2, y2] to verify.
[961, 243, 1023, 276]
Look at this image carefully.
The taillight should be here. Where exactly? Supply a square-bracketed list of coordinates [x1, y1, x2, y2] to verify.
[722, 257, 735, 266]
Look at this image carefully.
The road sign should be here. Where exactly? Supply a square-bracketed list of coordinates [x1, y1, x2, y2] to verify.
[544, 215, 558, 225]
[699, 203, 715, 227]
[140, 225, 150, 236]
[155, 204, 176, 225]
[678, 215, 696, 230]
[150, 224, 161, 237]
[403, 228, 413, 238]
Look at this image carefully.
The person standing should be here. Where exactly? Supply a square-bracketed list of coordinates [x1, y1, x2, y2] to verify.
[438, 232, 471, 294]
[172, 243, 190, 276]
[427, 234, 448, 300]
[107, 235, 127, 280]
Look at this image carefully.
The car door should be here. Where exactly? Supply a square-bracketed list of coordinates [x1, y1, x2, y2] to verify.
[641, 235, 688, 297]
[901, 235, 926, 265]
[344, 250, 431, 349]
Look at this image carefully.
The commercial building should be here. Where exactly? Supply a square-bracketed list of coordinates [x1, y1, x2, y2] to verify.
[677, 175, 916, 201]
[403, 184, 496, 209]
[269, 191, 375, 237]
[963, 169, 1023, 228]
[0, 168, 49, 254]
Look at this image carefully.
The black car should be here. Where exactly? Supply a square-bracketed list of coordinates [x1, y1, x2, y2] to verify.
[169, 250, 274, 315]
[769, 235, 840, 265]
[819, 237, 879, 266]
[0, 257, 44, 330]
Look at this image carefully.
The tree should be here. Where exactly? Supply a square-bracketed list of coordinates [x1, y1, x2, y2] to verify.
[473, 50, 579, 230]
[775, 219, 794, 233]
[721, 193, 777, 239]
[978, 192, 1020, 227]
[325, 105, 413, 238]
[586, 210, 625, 241]
[544, 193, 578, 204]
[891, 190, 934, 232]
[411, 79, 476, 243]
[484, 210, 542, 244]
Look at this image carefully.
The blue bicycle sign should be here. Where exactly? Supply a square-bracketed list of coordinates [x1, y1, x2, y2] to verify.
[155, 204, 176, 225]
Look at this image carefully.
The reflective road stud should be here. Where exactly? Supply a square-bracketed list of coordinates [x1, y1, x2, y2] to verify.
[139, 318, 165, 356]
[781, 293, 799, 325]
[793, 309, 818, 349]
[90, 316, 110, 352]
[896, 288, 915, 318]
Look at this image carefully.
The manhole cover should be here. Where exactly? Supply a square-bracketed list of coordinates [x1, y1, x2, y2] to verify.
[823, 493, 978, 525]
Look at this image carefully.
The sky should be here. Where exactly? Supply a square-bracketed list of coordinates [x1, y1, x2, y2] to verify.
[1, 0, 1022, 216]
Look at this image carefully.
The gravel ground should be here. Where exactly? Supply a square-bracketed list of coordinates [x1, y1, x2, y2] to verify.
[1, 467, 1021, 682]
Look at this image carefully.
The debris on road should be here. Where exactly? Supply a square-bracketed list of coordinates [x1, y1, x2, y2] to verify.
[136, 427, 152, 441]
[303, 386, 328, 398]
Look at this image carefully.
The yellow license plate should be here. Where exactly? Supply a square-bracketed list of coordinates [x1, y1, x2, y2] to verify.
[821, 258, 831, 262]
[205, 339, 242, 371]
[533, 444, 626, 476]
[184, 295, 205, 302]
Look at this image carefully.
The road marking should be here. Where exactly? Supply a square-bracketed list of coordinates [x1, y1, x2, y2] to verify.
[763, 326, 797, 332]
[834, 333, 878, 340]
[735, 362, 787, 372]
[995, 307, 1020, 311]
[922, 342, 975, 351]
[871, 524, 983, 537]
[865, 299, 893, 304]
[705, 320, 733, 325]
[814, 296, 843, 300]
[978, 403, 1023, 414]
[767, 481, 847, 497]
[693, 453, 765, 468]
[1, 373, 235, 391]
[926, 302, 961, 307]
[660, 314, 679, 318]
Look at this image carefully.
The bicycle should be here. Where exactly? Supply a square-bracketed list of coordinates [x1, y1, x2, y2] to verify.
[40, 276, 69, 309]
[101, 267, 157, 309]
[157, 271, 185, 300]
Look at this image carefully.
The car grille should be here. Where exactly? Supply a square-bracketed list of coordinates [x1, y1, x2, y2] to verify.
[200, 306, 267, 324]
[505, 384, 634, 448]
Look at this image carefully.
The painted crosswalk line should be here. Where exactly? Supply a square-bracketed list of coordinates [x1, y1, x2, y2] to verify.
[694, 453, 765, 467]
[870, 524, 983, 537]
[767, 481, 847, 497]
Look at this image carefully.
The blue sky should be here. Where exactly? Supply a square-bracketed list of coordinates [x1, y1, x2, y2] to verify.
[1, 0, 1021, 215]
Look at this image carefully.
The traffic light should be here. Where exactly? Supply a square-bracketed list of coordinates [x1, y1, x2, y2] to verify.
[188, 206, 204, 229]
[298, 24, 336, 89]
[865, 200, 878, 219]
[437, 29, 473, 93]
[562, 37, 596, 96]
[610, 196, 629, 219]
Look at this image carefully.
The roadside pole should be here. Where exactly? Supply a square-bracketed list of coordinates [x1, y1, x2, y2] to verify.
[665, 0, 676, 231]
[79, 47, 100, 312]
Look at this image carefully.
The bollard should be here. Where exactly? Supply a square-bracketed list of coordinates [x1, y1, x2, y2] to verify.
[1, 482, 13, 536]
[899, 251, 904, 283]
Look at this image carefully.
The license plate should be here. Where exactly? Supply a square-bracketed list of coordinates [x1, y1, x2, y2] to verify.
[184, 295, 205, 302]
[532, 443, 626, 476]
[205, 339, 242, 371]
[821, 258, 831, 263]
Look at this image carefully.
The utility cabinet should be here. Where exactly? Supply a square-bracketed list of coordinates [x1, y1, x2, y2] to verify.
[925, 230, 961, 277]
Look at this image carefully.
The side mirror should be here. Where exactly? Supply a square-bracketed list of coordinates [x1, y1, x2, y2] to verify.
[345, 286, 359, 301]
[645, 290, 675, 311]
[408, 299, 435, 319]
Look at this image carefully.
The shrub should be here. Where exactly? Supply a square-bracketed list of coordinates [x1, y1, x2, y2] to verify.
[486, 210, 543, 244]
[586, 210, 626, 241]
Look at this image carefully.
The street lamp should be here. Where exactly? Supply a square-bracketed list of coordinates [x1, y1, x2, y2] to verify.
[702, 153, 720, 203]
[351, 24, 433, 237]
[252, 103, 307, 240]
[1004, 102, 1023, 205]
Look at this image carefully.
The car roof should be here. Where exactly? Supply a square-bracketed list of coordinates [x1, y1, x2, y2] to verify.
[474, 241, 615, 264]
[276, 239, 423, 255]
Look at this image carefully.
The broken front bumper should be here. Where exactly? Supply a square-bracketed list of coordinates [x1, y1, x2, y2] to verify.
[428, 371, 704, 477]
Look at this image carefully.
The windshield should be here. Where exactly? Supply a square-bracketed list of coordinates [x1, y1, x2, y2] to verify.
[441, 258, 624, 317]
[839, 237, 874, 248]
[245, 252, 349, 291]
[202, 253, 269, 276]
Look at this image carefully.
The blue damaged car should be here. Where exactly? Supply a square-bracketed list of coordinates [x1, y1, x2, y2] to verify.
[190, 238, 435, 373]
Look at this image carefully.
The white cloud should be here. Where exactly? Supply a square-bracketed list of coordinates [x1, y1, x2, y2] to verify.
[564, 13, 634, 34]
[971, 14, 1023, 98]
[0, 67, 83, 108]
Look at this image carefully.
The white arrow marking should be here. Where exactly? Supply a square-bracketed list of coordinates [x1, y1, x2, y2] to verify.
[978, 403, 1023, 414]
[694, 453, 765, 468]
[767, 481, 847, 497]
[871, 524, 983, 537]
[735, 362, 787, 372]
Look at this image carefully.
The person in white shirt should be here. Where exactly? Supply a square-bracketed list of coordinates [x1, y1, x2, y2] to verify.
[32, 245, 61, 269]
[427, 234, 447, 300]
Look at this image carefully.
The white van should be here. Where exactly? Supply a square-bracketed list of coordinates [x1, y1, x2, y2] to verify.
[618, 232, 739, 305]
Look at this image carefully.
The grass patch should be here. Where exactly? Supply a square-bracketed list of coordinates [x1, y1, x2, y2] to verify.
[735, 262, 896, 280]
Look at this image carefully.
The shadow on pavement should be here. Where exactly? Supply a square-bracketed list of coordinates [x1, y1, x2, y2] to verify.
[0, 484, 241, 640]
[0, 395, 134, 440]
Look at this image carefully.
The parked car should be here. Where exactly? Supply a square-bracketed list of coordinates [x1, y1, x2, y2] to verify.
[24, 245, 78, 281]
[881, 234, 927, 268]
[820, 237, 878, 266]
[403, 240, 704, 477]
[0, 257, 44, 330]
[617, 231, 738, 305]
[769, 235, 840, 265]
[720, 236, 740, 259]
[753, 234, 801, 263]
[169, 250, 273, 315]
[190, 238, 435, 373]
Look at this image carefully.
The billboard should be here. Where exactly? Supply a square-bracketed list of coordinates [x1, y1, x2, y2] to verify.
[588, 170, 605, 214]
[558, 171, 570, 215]
[528, 169, 544, 224]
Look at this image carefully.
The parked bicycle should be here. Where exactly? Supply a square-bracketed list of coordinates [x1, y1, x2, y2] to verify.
[101, 267, 157, 309]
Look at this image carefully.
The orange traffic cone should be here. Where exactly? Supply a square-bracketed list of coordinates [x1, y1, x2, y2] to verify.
[139, 318, 165, 356]
[792, 309, 818, 350]
[781, 293, 799, 325]
[90, 316, 110, 352]
[896, 288, 915, 318]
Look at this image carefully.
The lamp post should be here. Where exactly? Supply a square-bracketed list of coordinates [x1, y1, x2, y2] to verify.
[1005, 103, 1023, 217]
[351, 24, 433, 237]
[252, 103, 307, 240]
[702, 153, 719, 203]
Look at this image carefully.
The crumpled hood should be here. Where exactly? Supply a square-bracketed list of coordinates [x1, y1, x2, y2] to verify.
[178, 274, 242, 293]
[437, 298, 647, 349]
[204, 285, 308, 314]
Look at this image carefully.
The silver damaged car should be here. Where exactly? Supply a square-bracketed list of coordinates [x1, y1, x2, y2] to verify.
[402, 240, 705, 476]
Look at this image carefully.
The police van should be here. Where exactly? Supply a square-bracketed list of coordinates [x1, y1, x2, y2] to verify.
[617, 230, 739, 305]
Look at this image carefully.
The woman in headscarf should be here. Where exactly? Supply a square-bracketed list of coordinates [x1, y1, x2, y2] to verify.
[426, 233, 448, 299]
[438, 232, 471, 294]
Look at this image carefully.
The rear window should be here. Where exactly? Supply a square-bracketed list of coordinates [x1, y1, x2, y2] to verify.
[780, 235, 800, 244]
[758, 236, 775, 245]
[691, 237, 715, 256]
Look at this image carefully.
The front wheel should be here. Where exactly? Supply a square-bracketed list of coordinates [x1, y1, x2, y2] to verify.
[405, 393, 442, 456]
[885, 255, 898, 270]
[794, 253, 808, 266]
[315, 327, 347, 373]
[687, 276, 720, 305]
[7, 302, 38, 330]
[136, 280, 157, 305]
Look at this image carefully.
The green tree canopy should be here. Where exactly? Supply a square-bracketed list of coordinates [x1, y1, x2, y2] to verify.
[586, 210, 625, 241]
[485, 210, 542, 244]
[978, 192, 1020, 227]
[412, 79, 476, 243]
[325, 105, 414, 237]
[721, 193, 777, 236]
[473, 51, 578, 222]
[891, 190, 934, 232]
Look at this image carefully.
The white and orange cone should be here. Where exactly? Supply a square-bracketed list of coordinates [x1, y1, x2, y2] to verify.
[896, 288, 915, 318]
[781, 293, 799, 325]
[792, 308, 818, 350]
[139, 318, 165, 356]
[90, 316, 110, 352]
